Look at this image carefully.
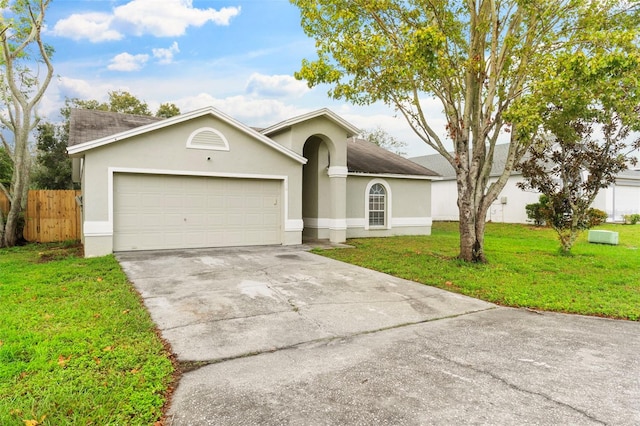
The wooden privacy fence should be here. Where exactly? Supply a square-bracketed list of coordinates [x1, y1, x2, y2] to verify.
[0, 191, 8, 216]
[24, 190, 82, 243]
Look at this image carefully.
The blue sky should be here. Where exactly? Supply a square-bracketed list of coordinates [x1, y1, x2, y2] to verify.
[39, 0, 446, 157]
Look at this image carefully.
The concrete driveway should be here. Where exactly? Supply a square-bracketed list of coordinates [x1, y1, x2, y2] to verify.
[117, 246, 640, 425]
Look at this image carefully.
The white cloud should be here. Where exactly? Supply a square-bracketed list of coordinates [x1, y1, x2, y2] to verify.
[114, 0, 241, 37]
[175, 93, 308, 127]
[152, 42, 180, 64]
[108, 52, 150, 71]
[52, 0, 241, 42]
[58, 77, 102, 100]
[41, 77, 117, 123]
[245, 73, 310, 99]
[51, 12, 122, 42]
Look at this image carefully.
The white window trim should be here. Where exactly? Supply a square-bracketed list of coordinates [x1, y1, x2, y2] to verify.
[186, 127, 230, 151]
[365, 178, 392, 230]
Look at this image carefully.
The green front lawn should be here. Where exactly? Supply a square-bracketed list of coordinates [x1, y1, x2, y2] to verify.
[0, 243, 174, 425]
[315, 222, 640, 320]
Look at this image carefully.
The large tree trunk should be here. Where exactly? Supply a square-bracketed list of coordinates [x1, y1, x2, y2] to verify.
[3, 200, 21, 247]
[0, 208, 4, 244]
[2, 130, 30, 247]
[457, 181, 491, 263]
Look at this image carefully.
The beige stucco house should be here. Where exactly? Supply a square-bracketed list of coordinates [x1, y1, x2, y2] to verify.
[68, 107, 438, 257]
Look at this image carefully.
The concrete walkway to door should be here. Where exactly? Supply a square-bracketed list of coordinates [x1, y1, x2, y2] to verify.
[117, 246, 640, 425]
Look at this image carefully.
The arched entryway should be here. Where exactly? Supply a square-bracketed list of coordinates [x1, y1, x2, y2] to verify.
[301, 134, 347, 243]
[302, 136, 329, 240]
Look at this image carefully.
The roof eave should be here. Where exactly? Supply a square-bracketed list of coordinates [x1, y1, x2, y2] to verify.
[347, 171, 441, 180]
[261, 108, 361, 137]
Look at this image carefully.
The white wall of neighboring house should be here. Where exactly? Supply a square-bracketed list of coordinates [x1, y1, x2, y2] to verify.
[431, 175, 541, 223]
[486, 176, 541, 223]
[598, 178, 640, 222]
[413, 145, 640, 224]
[430, 180, 458, 221]
[433, 175, 640, 224]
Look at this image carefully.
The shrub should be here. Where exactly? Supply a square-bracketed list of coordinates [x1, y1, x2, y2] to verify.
[586, 208, 607, 227]
[525, 195, 548, 226]
[526, 196, 608, 229]
[623, 213, 640, 225]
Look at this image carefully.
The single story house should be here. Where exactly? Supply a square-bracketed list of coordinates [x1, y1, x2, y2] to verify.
[411, 143, 640, 223]
[68, 107, 438, 257]
[597, 169, 640, 221]
[411, 144, 541, 223]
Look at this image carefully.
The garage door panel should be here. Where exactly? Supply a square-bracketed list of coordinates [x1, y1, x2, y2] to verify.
[205, 230, 226, 244]
[185, 214, 206, 226]
[206, 196, 224, 207]
[113, 174, 282, 251]
[186, 195, 205, 208]
[117, 215, 139, 231]
[118, 194, 140, 208]
[262, 213, 279, 226]
[206, 213, 225, 226]
[226, 196, 245, 209]
[181, 231, 206, 245]
[263, 197, 277, 208]
[243, 196, 261, 209]
[141, 193, 162, 206]
[261, 230, 279, 242]
[245, 214, 263, 226]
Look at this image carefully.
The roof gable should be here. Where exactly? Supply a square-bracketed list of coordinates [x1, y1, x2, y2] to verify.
[261, 108, 360, 137]
[347, 138, 439, 177]
[67, 106, 307, 164]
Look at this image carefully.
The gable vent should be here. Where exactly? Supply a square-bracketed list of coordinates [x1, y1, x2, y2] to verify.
[186, 127, 230, 151]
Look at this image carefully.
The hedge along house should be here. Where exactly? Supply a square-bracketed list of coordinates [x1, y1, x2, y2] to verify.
[68, 107, 438, 257]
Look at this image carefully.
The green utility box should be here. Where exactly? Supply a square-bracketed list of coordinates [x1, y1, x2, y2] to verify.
[588, 230, 619, 245]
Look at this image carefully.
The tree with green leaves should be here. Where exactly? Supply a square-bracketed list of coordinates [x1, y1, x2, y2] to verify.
[361, 126, 408, 156]
[0, 0, 54, 247]
[63, 91, 151, 116]
[292, 0, 640, 262]
[516, 30, 640, 253]
[156, 102, 181, 118]
[0, 147, 12, 189]
[105, 90, 151, 116]
[31, 122, 76, 190]
[62, 91, 180, 118]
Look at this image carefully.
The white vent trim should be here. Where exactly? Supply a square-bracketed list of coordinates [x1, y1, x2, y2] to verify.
[186, 127, 230, 151]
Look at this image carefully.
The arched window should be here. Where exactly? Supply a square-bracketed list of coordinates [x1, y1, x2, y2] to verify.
[368, 183, 386, 227]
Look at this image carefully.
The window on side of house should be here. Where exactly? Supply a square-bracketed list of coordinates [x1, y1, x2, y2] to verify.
[369, 183, 386, 227]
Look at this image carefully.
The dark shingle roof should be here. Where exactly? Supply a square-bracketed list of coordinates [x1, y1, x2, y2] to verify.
[347, 138, 438, 176]
[410, 143, 513, 179]
[411, 144, 640, 181]
[68, 109, 164, 147]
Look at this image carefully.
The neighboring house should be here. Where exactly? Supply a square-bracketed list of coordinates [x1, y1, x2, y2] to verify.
[596, 169, 640, 222]
[411, 144, 541, 223]
[68, 107, 438, 257]
[411, 143, 640, 223]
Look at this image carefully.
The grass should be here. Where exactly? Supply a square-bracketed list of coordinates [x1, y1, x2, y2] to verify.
[314, 222, 640, 321]
[0, 243, 174, 425]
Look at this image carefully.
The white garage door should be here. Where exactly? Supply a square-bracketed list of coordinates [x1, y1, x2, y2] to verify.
[113, 174, 282, 251]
